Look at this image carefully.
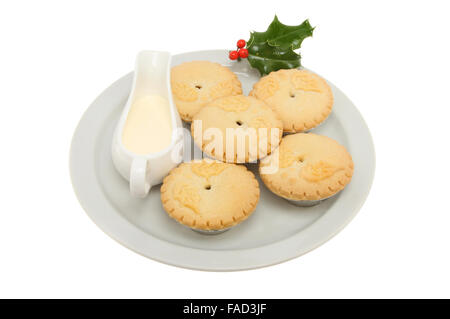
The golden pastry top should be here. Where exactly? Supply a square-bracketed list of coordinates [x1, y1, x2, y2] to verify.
[250, 76, 279, 100]
[291, 72, 322, 92]
[301, 161, 340, 182]
[259, 133, 353, 200]
[160, 160, 260, 230]
[171, 82, 198, 102]
[191, 95, 283, 163]
[250, 116, 272, 129]
[191, 160, 228, 179]
[170, 61, 243, 121]
[249, 69, 334, 133]
[209, 95, 251, 112]
[173, 184, 200, 215]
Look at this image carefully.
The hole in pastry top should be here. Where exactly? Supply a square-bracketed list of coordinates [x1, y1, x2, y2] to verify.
[204, 185, 211, 190]
[195, 85, 202, 89]
[289, 92, 296, 98]
[236, 120, 243, 126]
[297, 155, 304, 163]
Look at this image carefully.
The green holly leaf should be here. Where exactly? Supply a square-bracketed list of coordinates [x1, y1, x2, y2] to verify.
[246, 16, 314, 76]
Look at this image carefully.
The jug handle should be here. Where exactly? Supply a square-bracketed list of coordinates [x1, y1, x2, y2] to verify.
[130, 158, 151, 198]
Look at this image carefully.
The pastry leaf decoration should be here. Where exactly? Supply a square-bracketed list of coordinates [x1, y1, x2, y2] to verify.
[246, 16, 314, 76]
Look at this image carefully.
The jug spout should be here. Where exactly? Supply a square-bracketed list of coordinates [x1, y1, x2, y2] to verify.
[133, 51, 171, 99]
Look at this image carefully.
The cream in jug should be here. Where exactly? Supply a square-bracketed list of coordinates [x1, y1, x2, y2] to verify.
[122, 95, 173, 155]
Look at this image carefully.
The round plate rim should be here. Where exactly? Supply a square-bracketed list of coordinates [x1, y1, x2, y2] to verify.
[70, 49, 376, 271]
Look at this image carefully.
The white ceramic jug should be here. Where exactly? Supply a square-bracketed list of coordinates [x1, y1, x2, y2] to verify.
[111, 51, 183, 197]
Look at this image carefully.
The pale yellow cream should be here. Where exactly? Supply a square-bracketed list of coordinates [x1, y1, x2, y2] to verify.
[122, 95, 172, 154]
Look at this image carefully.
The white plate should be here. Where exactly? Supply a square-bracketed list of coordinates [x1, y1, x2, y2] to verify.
[70, 50, 375, 271]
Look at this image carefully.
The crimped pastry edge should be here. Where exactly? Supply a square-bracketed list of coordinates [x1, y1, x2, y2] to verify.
[190, 96, 283, 163]
[259, 159, 354, 201]
[160, 162, 260, 230]
[249, 69, 334, 133]
[171, 62, 243, 122]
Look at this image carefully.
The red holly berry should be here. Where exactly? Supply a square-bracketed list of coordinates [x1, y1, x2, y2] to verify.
[229, 50, 239, 60]
[237, 39, 246, 48]
[238, 48, 249, 58]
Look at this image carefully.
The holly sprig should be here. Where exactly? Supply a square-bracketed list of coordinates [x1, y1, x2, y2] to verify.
[229, 16, 314, 76]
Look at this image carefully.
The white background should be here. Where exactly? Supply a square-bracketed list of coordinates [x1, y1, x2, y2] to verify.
[1, 0, 449, 298]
